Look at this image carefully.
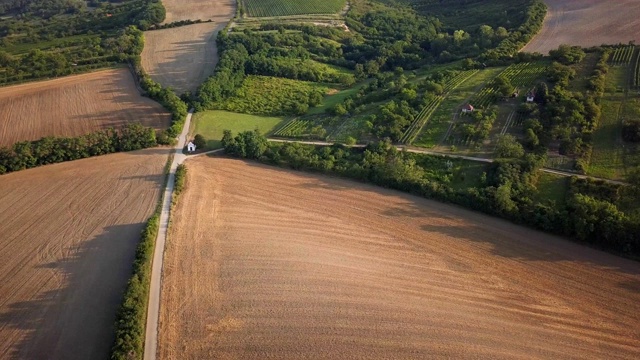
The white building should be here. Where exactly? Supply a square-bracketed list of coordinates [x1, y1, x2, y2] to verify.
[187, 141, 196, 152]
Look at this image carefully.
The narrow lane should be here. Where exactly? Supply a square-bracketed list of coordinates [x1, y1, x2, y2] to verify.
[144, 111, 193, 360]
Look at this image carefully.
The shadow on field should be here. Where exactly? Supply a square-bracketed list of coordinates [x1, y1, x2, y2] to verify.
[0, 222, 145, 360]
[229, 158, 640, 291]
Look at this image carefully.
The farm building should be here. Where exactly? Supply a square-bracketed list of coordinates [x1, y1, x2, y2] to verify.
[187, 141, 196, 152]
[526, 92, 536, 102]
[461, 104, 474, 113]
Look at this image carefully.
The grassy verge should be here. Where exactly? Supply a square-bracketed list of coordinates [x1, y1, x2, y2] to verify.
[191, 110, 285, 150]
[110, 153, 172, 360]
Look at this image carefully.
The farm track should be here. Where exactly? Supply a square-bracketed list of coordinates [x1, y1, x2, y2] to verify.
[267, 139, 626, 184]
[0, 69, 170, 147]
[159, 156, 640, 359]
[0, 148, 169, 359]
[523, 0, 640, 54]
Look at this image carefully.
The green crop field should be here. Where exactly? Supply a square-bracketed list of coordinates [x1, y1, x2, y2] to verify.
[191, 110, 285, 150]
[241, 0, 346, 17]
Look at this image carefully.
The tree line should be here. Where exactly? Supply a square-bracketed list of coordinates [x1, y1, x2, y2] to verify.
[0, 123, 157, 175]
[221, 130, 640, 257]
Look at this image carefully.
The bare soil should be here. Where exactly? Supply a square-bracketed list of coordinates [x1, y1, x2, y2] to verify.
[0, 148, 169, 359]
[161, 0, 235, 24]
[0, 69, 170, 148]
[523, 0, 640, 54]
[142, 23, 222, 94]
[141, 0, 235, 93]
[159, 157, 640, 359]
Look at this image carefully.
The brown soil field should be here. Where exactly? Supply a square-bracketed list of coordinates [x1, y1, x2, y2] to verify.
[142, 23, 221, 94]
[523, 0, 640, 54]
[141, 0, 235, 93]
[0, 69, 170, 148]
[0, 148, 169, 359]
[159, 157, 640, 359]
[161, 0, 235, 24]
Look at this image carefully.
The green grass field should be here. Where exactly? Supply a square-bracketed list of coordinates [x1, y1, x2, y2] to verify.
[242, 0, 346, 17]
[413, 67, 505, 148]
[589, 66, 628, 179]
[191, 111, 286, 150]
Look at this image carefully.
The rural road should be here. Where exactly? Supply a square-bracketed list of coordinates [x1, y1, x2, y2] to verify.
[144, 111, 193, 360]
[268, 138, 625, 184]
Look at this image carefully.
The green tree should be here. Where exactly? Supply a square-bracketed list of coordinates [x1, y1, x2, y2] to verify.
[495, 134, 524, 158]
[193, 134, 207, 149]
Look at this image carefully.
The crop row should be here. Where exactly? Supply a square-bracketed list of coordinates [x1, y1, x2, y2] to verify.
[274, 118, 311, 137]
[634, 49, 640, 88]
[243, 0, 345, 17]
[610, 45, 635, 66]
[401, 70, 479, 144]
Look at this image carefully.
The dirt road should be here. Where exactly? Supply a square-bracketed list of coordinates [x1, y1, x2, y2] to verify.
[158, 157, 640, 359]
[0, 148, 168, 359]
[143, 111, 192, 360]
[523, 0, 640, 54]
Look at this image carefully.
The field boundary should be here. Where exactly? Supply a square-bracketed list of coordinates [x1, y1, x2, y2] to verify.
[143, 110, 193, 360]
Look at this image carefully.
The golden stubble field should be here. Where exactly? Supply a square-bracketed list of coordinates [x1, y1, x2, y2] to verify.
[523, 0, 640, 54]
[141, 0, 235, 93]
[0, 69, 170, 148]
[159, 157, 640, 359]
[0, 148, 169, 359]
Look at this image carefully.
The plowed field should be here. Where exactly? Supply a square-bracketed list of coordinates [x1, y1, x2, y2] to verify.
[161, 0, 235, 23]
[523, 0, 640, 54]
[0, 148, 169, 359]
[159, 157, 640, 359]
[0, 69, 170, 148]
[141, 0, 235, 93]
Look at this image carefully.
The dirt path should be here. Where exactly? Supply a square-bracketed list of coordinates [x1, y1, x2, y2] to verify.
[267, 139, 625, 184]
[143, 111, 193, 360]
[0, 148, 168, 359]
[159, 157, 640, 359]
[523, 0, 640, 54]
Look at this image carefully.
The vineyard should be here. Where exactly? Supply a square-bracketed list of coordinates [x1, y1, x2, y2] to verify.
[273, 118, 312, 137]
[609, 45, 635, 66]
[633, 49, 640, 88]
[471, 62, 547, 108]
[400, 70, 478, 144]
[241, 0, 346, 17]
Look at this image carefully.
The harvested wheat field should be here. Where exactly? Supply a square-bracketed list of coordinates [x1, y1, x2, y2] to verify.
[0, 148, 169, 359]
[159, 157, 640, 359]
[161, 0, 235, 24]
[523, 0, 640, 54]
[0, 69, 170, 148]
[141, 0, 235, 93]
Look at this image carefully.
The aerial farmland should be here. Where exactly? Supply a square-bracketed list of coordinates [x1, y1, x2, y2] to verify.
[1, 0, 640, 359]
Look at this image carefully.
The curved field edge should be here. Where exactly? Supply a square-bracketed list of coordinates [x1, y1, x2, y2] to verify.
[158, 156, 640, 359]
[522, 0, 640, 54]
[0, 149, 169, 359]
[0, 68, 170, 147]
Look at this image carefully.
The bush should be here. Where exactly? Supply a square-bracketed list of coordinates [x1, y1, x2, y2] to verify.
[193, 134, 207, 149]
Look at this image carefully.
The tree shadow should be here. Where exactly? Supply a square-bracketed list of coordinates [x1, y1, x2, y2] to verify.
[0, 222, 147, 359]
